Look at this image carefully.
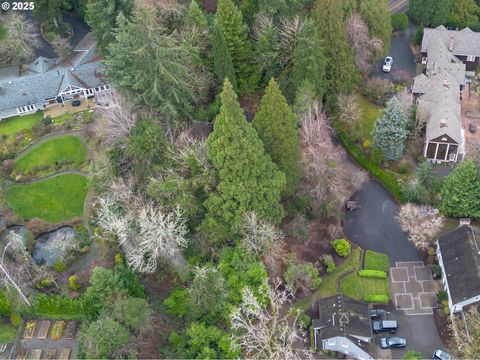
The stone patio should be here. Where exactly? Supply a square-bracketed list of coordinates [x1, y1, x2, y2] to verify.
[390, 261, 441, 315]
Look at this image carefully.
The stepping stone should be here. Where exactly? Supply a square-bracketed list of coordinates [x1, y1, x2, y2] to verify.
[414, 266, 432, 281]
[422, 280, 436, 292]
[391, 267, 408, 282]
[419, 292, 437, 308]
[390, 281, 406, 294]
[37, 320, 51, 339]
[405, 279, 423, 296]
[395, 294, 413, 310]
[59, 348, 71, 360]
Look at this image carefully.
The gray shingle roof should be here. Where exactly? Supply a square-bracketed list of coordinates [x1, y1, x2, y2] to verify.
[26, 56, 58, 74]
[438, 226, 480, 305]
[422, 26, 480, 56]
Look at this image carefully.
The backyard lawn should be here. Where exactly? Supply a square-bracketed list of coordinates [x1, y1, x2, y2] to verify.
[0, 322, 17, 343]
[0, 22, 6, 42]
[364, 250, 390, 273]
[340, 272, 390, 301]
[14, 136, 87, 174]
[356, 95, 383, 142]
[0, 112, 44, 138]
[6, 174, 88, 223]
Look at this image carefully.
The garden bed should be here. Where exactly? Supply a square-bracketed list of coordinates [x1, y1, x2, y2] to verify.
[6, 174, 88, 223]
[0, 112, 44, 138]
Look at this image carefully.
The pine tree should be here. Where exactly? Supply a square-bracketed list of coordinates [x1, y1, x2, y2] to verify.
[371, 97, 408, 161]
[313, 0, 360, 105]
[202, 79, 286, 241]
[212, 21, 237, 90]
[409, 0, 453, 27]
[448, 0, 479, 30]
[33, 0, 67, 29]
[85, 0, 133, 52]
[253, 78, 302, 196]
[358, 0, 392, 54]
[186, 0, 208, 29]
[292, 20, 326, 99]
[216, 0, 254, 93]
[441, 160, 480, 218]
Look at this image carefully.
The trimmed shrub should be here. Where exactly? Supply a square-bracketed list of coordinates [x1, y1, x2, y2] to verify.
[54, 260, 67, 273]
[331, 239, 351, 257]
[10, 313, 21, 327]
[443, 307, 450, 316]
[437, 290, 448, 302]
[69, 276, 80, 291]
[358, 269, 388, 279]
[298, 313, 311, 329]
[321, 255, 336, 274]
[391, 13, 408, 31]
[364, 294, 389, 304]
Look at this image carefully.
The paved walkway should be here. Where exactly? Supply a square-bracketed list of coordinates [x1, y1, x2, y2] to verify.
[390, 261, 440, 315]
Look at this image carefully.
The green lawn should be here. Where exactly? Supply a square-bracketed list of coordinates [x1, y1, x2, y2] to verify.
[0, 322, 17, 343]
[364, 250, 390, 273]
[14, 136, 87, 174]
[0, 22, 6, 42]
[340, 272, 390, 301]
[6, 174, 88, 223]
[0, 112, 44, 138]
[356, 96, 383, 142]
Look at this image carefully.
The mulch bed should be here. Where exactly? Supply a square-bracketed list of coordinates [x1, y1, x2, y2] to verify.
[433, 308, 453, 347]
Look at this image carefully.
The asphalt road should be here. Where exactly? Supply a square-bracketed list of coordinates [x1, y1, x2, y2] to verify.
[344, 179, 420, 265]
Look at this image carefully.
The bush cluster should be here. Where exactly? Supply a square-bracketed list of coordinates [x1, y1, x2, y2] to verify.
[358, 269, 388, 279]
[364, 294, 389, 304]
[331, 239, 351, 257]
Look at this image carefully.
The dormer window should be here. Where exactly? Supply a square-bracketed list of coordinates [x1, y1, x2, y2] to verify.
[467, 55, 476, 62]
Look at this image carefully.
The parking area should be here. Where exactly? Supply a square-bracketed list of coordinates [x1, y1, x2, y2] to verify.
[390, 261, 441, 315]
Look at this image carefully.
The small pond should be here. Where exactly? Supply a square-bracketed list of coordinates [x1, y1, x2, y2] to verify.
[1, 225, 32, 246]
[33, 227, 76, 267]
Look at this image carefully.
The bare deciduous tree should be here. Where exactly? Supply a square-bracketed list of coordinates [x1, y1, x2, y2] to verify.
[345, 13, 382, 78]
[396, 87, 413, 116]
[0, 13, 40, 65]
[230, 279, 311, 359]
[337, 93, 362, 126]
[51, 34, 71, 59]
[396, 203, 444, 249]
[43, 229, 79, 262]
[449, 306, 480, 359]
[277, 16, 304, 67]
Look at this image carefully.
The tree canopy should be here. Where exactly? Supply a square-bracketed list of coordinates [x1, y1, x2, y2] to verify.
[409, 0, 453, 27]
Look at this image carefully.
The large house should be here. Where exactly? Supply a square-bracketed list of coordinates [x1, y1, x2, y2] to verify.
[0, 33, 111, 120]
[436, 225, 480, 314]
[311, 295, 374, 360]
[412, 26, 480, 163]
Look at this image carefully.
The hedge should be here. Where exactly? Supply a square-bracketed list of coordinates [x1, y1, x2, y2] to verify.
[332, 119, 405, 202]
[364, 294, 389, 304]
[358, 269, 388, 279]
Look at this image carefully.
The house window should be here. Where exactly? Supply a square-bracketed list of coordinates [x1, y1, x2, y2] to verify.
[421, 57, 428, 64]
[467, 55, 476, 62]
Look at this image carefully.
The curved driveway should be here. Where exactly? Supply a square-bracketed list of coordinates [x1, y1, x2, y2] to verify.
[344, 179, 420, 264]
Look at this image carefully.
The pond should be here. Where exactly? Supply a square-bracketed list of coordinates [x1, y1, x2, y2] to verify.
[32, 227, 75, 267]
[1, 225, 32, 247]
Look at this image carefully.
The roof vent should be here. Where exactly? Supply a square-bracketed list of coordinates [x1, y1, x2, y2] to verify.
[440, 119, 447, 128]
[448, 36, 455, 52]
[443, 79, 450, 88]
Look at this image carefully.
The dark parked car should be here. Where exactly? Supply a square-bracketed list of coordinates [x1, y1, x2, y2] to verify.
[370, 308, 386, 319]
[72, 99, 81, 106]
[379, 337, 406, 349]
[433, 349, 452, 360]
[372, 320, 398, 333]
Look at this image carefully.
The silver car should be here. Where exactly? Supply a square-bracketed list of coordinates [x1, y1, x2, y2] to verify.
[379, 336, 406, 349]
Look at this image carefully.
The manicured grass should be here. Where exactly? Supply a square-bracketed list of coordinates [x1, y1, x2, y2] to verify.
[14, 136, 87, 174]
[0, 322, 17, 343]
[295, 249, 361, 310]
[357, 96, 382, 142]
[364, 250, 390, 273]
[340, 272, 390, 301]
[0, 23, 6, 42]
[0, 112, 44, 138]
[6, 174, 88, 223]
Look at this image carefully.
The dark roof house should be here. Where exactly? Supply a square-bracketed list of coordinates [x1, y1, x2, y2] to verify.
[437, 226, 480, 313]
[312, 295, 374, 360]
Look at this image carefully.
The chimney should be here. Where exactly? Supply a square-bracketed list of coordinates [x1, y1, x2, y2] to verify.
[448, 36, 455, 52]
[443, 79, 450, 88]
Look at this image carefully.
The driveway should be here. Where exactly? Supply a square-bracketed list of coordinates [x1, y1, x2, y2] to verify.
[344, 179, 419, 265]
[375, 22, 417, 80]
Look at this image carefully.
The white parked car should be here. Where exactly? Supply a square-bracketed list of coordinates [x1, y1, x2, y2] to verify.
[382, 56, 393, 72]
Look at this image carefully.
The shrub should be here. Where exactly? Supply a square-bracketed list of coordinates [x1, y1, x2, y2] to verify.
[320, 255, 336, 273]
[391, 13, 408, 31]
[51, 321, 65, 340]
[437, 290, 448, 303]
[443, 307, 450, 316]
[114, 253, 123, 265]
[298, 313, 311, 329]
[427, 247, 436, 256]
[362, 139, 372, 150]
[331, 239, 351, 257]
[358, 270, 388, 279]
[414, 24, 424, 45]
[36, 276, 54, 289]
[0, 291, 13, 316]
[10, 313, 21, 327]
[54, 260, 67, 273]
[431, 264, 442, 279]
[69, 276, 80, 291]
[284, 253, 322, 292]
[441, 299, 449, 307]
[29, 294, 91, 320]
[364, 294, 389, 304]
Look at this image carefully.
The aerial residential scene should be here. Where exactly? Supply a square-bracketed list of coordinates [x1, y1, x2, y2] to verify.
[0, 0, 479, 359]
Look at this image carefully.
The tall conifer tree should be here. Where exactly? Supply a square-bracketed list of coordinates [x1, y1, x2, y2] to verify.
[212, 21, 237, 90]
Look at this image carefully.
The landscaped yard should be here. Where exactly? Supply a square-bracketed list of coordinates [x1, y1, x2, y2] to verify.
[356, 95, 383, 142]
[6, 174, 88, 223]
[14, 136, 87, 175]
[0, 112, 44, 138]
[0, 22, 6, 42]
[340, 271, 389, 301]
[364, 250, 390, 273]
[0, 322, 17, 343]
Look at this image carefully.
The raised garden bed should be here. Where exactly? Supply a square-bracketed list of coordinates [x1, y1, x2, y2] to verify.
[64, 321, 76, 339]
[23, 320, 36, 339]
[50, 320, 65, 340]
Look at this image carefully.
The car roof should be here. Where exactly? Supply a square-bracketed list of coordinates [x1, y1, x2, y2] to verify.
[382, 320, 397, 325]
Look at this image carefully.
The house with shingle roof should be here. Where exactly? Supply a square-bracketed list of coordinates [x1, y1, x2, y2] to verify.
[413, 26, 480, 163]
[0, 33, 111, 120]
[312, 295, 374, 360]
[437, 226, 480, 314]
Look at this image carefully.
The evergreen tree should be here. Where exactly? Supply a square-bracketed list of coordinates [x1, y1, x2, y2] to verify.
[85, 0, 133, 53]
[358, 0, 392, 53]
[216, 0, 254, 93]
[186, 0, 208, 29]
[291, 20, 326, 99]
[202, 79, 286, 241]
[253, 78, 302, 196]
[371, 97, 408, 161]
[313, 0, 360, 105]
[212, 21, 237, 90]
[33, 0, 67, 29]
[409, 0, 453, 27]
[447, 0, 479, 30]
[441, 160, 480, 218]
[104, 8, 208, 119]
[253, 16, 280, 86]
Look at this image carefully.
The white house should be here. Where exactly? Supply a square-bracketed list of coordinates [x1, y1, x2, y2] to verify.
[436, 225, 480, 314]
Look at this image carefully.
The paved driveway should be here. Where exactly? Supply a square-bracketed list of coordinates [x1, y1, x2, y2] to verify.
[344, 179, 420, 264]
